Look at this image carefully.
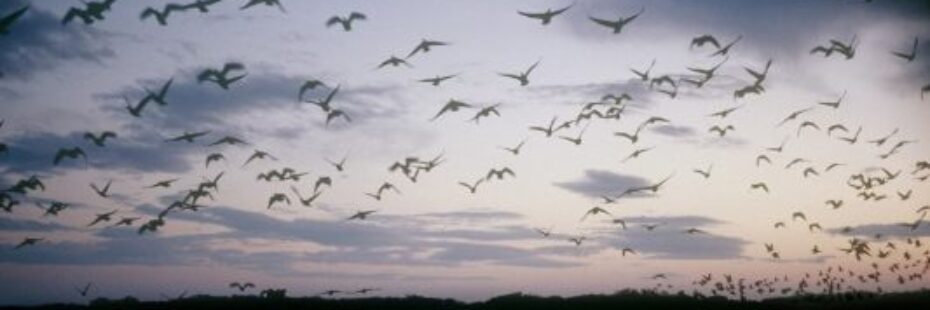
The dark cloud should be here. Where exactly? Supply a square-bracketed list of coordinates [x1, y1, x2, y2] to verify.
[0, 217, 73, 232]
[0, 2, 114, 80]
[827, 221, 930, 238]
[553, 169, 651, 198]
[649, 125, 696, 138]
[596, 215, 749, 260]
[0, 130, 196, 174]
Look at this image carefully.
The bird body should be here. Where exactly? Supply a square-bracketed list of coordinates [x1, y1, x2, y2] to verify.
[327, 12, 366, 31]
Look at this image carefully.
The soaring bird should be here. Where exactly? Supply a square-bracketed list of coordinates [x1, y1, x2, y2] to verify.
[535, 227, 552, 238]
[622, 147, 654, 163]
[568, 236, 586, 246]
[630, 59, 655, 81]
[529, 116, 560, 137]
[365, 182, 401, 201]
[90, 180, 112, 198]
[470, 104, 502, 124]
[827, 124, 848, 137]
[838, 126, 862, 144]
[88, 210, 117, 227]
[75, 282, 93, 297]
[417, 74, 458, 87]
[621, 247, 636, 256]
[241, 0, 286, 12]
[867, 128, 898, 146]
[486, 167, 516, 181]
[266, 193, 290, 209]
[297, 79, 327, 101]
[890, 37, 918, 62]
[83, 131, 117, 147]
[458, 178, 483, 194]
[589, 7, 644, 34]
[750, 182, 769, 193]
[208, 136, 248, 147]
[777, 107, 814, 127]
[693, 164, 713, 179]
[690, 34, 720, 49]
[710, 35, 742, 57]
[796, 121, 820, 137]
[326, 12, 366, 31]
[140, 4, 186, 26]
[14, 237, 43, 250]
[306, 85, 339, 112]
[112, 217, 141, 227]
[205, 153, 225, 168]
[791, 211, 807, 222]
[53, 147, 87, 166]
[817, 90, 846, 109]
[708, 125, 734, 137]
[198, 62, 247, 89]
[500, 139, 527, 155]
[406, 39, 449, 58]
[581, 206, 612, 221]
[62, 0, 116, 25]
[347, 210, 376, 221]
[229, 282, 256, 292]
[825, 200, 844, 209]
[165, 130, 210, 143]
[558, 124, 588, 146]
[377, 55, 411, 69]
[141, 78, 174, 106]
[325, 109, 351, 127]
[242, 150, 277, 167]
[498, 60, 540, 86]
[430, 99, 472, 121]
[517, 3, 573, 25]
[0, 6, 29, 36]
[291, 186, 321, 207]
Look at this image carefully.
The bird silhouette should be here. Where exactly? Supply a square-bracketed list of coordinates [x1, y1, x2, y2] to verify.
[297, 79, 327, 102]
[75, 282, 93, 297]
[14, 237, 43, 250]
[897, 189, 912, 201]
[500, 139, 527, 155]
[534, 227, 552, 238]
[517, 3, 573, 25]
[690, 34, 720, 50]
[621, 247, 636, 256]
[326, 12, 366, 31]
[826, 124, 848, 137]
[347, 210, 376, 221]
[113, 217, 141, 227]
[431, 99, 473, 121]
[470, 103, 502, 124]
[818, 90, 846, 109]
[365, 182, 401, 201]
[326, 155, 347, 172]
[242, 150, 277, 167]
[88, 210, 117, 227]
[198, 62, 247, 89]
[568, 236, 586, 246]
[290, 186, 321, 207]
[838, 126, 862, 144]
[796, 121, 820, 137]
[266, 193, 290, 209]
[622, 147, 654, 163]
[90, 180, 112, 198]
[750, 182, 769, 193]
[581, 206, 612, 221]
[558, 124, 588, 146]
[208, 135, 248, 147]
[0, 6, 28, 36]
[693, 164, 713, 179]
[140, 4, 186, 26]
[417, 74, 458, 87]
[890, 37, 918, 62]
[83, 131, 117, 147]
[498, 60, 540, 86]
[710, 35, 742, 57]
[53, 147, 87, 166]
[458, 178, 483, 194]
[62, 0, 116, 25]
[165, 130, 210, 143]
[826, 200, 844, 209]
[709, 125, 735, 137]
[630, 59, 655, 81]
[486, 167, 516, 181]
[529, 116, 560, 137]
[867, 128, 899, 146]
[306, 85, 339, 112]
[229, 282, 256, 292]
[589, 7, 644, 34]
[406, 39, 449, 58]
[241, 0, 286, 12]
[377, 55, 411, 69]
[141, 78, 174, 106]
[205, 153, 225, 168]
[777, 107, 814, 127]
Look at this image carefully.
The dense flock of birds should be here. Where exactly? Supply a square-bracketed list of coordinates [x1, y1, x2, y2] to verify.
[1, 0, 930, 302]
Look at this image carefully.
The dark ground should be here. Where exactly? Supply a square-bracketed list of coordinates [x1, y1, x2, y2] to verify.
[3, 290, 930, 310]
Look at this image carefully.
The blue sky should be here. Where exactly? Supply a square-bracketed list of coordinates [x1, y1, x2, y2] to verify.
[1, 0, 929, 305]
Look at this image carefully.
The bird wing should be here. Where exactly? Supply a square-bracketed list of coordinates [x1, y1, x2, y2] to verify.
[325, 16, 342, 27]
[588, 16, 617, 28]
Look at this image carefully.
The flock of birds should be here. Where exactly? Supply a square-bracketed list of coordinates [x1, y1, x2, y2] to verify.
[1, 0, 930, 302]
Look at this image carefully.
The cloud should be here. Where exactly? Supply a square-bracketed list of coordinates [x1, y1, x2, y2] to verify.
[0, 2, 115, 80]
[595, 215, 750, 260]
[0, 217, 73, 232]
[827, 221, 930, 238]
[553, 169, 651, 198]
[649, 125, 696, 138]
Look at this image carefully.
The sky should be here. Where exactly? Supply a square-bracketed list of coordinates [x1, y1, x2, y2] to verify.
[1, 0, 929, 305]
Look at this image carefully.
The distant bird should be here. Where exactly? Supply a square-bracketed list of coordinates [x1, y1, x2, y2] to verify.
[796, 121, 820, 137]
[112, 217, 141, 227]
[622, 147, 654, 163]
[242, 150, 277, 167]
[83, 131, 117, 147]
[88, 210, 117, 227]
[326, 12, 366, 31]
[347, 210, 376, 221]
[205, 153, 225, 168]
[407, 39, 449, 58]
[791, 211, 806, 222]
[630, 59, 655, 81]
[140, 4, 185, 26]
[890, 37, 918, 62]
[266, 193, 290, 209]
[535, 227, 552, 237]
[500, 139, 527, 155]
[581, 206, 612, 221]
[198, 62, 247, 89]
[621, 247, 636, 256]
[297, 79, 327, 101]
[708, 125, 734, 137]
[53, 147, 86, 166]
[0, 6, 29, 36]
[838, 126, 862, 144]
[146, 179, 179, 188]
[229, 282, 255, 292]
[827, 124, 848, 137]
[708, 105, 743, 118]
[777, 107, 814, 127]
[529, 116, 560, 137]
[431, 99, 473, 121]
[365, 182, 401, 201]
[165, 130, 210, 143]
[307, 85, 339, 112]
[817, 90, 846, 109]
[14, 237, 43, 250]
[710, 35, 742, 57]
[470, 103, 502, 124]
[690, 34, 720, 50]
[498, 60, 540, 86]
[867, 128, 898, 147]
[774, 222, 785, 229]
[141, 78, 174, 106]
[693, 164, 713, 179]
[517, 3, 573, 25]
[75, 282, 93, 297]
[825, 199, 843, 209]
[784, 157, 808, 170]
[558, 124, 588, 145]
[486, 167, 516, 181]
[313, 176, 332, 193]
[62, 0, 116, 25]
[377, 55, 411, 69]
[589, 7, 644, 34]
[458, 178, 483, 194]
[417, 74, 458, 87]
[750, 182, 769, 193]
[208, 136, 248, 147]
[685, 228, 706, 234]
[90, 180, 112, 198]
[825, 162, 845, 172]
[568, 236, 586, 246]
[898, 189, 912, 201]
[241, 0, 286, 12]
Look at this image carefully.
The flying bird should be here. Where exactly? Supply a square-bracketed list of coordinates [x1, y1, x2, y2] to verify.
[589, 7, 644, 34]
[297, 79, 327, 101]
[431, 99, 473, 121]
[622, 147, 654, 163]
[693, 164, 713, 179]
[75, 282, 93, 297]
[458, 178, 484, 194]
[817, 90, 846, 109]
[417, 74, 458, 87]
[326, 12, 366, 31]
[377, 55, 411, 69]
[241, 0, 286, 12]
[83, 131, 117, 147]
[710, 35, 742, 57]
[750, 182, 769, 193]
[529, 116, 561, 137]
[165, 130, 210, 143]
[62, 0, 116, 25]
[53, 147, 87, 166]
[90, 180, 112, 198]
[14, 237, 43, 250]
[198, 62, 247, 89]
[500, 139, 527, 155]
[0, 6, 29, 36]
[291, 186, 322, 207]
[630, 59, 655, 81]
[407, 39, 449, 58]
[229, 282, 256, 292]
[347, 210, 376, 221]
[205, 153, 225, 168]
[470, 103, 502, 124]
[690, 34, 720, 50]
[486, 167, 516, 181]
[581, 206, 612, 221]
[890, 37, 918, 62]
[708, 125, 735, 137]
[208, 136, 248, 147]
[266, 193, 291, 209]
[498, 60, 540, 86]
[140, 4, 186, 26]
[242, 150, 277, 167]
[88, 210, 117, 227]
[517, 3, 573, 25]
